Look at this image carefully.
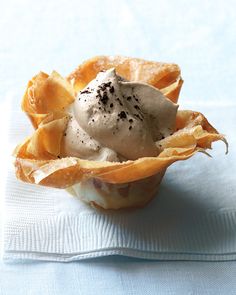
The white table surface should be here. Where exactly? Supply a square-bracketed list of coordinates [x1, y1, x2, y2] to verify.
[0, 0, 236, 294]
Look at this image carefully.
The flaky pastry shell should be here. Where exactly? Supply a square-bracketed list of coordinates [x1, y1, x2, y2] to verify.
[14, 56, 227, 209]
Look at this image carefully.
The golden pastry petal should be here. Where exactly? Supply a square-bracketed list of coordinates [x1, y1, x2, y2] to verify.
[26, 115, 69, 159]
[67, 55, 183, 103]
[15, 113, 69, 160]
[22, 71, 75, 128]
[161, 77, 184, 103]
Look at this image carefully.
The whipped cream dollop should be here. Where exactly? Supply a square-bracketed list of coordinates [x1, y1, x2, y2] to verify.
[62, 69, 178, 161]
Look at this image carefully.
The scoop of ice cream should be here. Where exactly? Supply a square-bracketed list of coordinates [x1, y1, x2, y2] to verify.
[61, 105, 120, 161]
[62, 68, 178, 161]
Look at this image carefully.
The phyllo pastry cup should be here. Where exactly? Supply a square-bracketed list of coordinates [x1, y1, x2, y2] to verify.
[14, 56, 227, 209]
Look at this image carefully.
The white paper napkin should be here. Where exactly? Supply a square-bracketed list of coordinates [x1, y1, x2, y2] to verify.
[2, 94, 236, 262]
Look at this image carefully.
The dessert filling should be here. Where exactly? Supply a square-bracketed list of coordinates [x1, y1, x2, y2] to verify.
[62, 68, 178, 161]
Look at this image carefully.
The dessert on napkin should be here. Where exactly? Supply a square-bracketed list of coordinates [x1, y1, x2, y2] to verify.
[14, 56, 227, 209]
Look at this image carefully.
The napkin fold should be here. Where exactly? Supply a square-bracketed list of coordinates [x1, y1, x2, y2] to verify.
[2, 95, 236, 262]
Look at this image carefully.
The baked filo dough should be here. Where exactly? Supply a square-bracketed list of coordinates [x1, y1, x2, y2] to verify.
[14, 56, 227, 209]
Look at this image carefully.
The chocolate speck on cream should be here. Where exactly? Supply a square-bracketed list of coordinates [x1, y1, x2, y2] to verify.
[118, 111, 127, 119]
[109, 86, 115, 93]
[80, 89, 91, 94]
[62, 68, 178, 161]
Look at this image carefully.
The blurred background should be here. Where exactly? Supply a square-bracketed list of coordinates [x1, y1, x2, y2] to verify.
[0, 0, 235, 106]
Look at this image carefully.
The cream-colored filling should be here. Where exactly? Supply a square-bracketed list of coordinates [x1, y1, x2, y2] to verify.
[62, 68, 178, 161]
